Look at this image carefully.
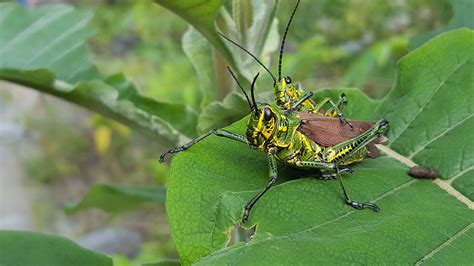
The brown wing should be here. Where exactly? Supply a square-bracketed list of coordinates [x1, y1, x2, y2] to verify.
[297, 112, 384, 157]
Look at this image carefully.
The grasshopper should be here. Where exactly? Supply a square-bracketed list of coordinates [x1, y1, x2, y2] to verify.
[160, 70, 389, 223]
[218, 0, 385, 157]
[160, 0, 390, 223]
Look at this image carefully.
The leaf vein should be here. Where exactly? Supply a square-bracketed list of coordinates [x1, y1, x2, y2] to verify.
[415, 223, 473, 265]
[408, 114, 473, 159]
[390, 59, 470, 145]
[23, 15, 90, 67]
[0, 7, 73, 56]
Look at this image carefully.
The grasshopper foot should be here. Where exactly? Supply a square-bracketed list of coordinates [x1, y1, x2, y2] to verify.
[338, 114, 354, 130]
[159, 148, 183, 163]
[159, 152, 169, 163]
[347, 200, 380, 212]
[241, 209, 250, 224]
[160, 145, 191, 163]
[159, 149, 178, 163]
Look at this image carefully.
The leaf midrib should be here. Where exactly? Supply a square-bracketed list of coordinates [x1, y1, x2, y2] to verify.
[378, 145, 474, 209]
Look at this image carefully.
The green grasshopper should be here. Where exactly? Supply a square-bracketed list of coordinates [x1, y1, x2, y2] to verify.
[160, 70, 389, 223]
[218, 0, 385, 157]
[160, 0, 390, 224]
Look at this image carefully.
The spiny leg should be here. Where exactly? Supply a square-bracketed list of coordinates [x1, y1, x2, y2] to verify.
[292, 120, 389, 211]
[242, 154, 278, 224]
[320, 120, 389, 211]
[322, 118, 389, 164]
[312, 96, 353, 129]
[335, 167, 380, 212]
[293, 159, 379, 212]
[325, 93, 348, 117]
[159, 129, 247, 162]
[289, 91, 313, 113]
[319, 167, 354, 180]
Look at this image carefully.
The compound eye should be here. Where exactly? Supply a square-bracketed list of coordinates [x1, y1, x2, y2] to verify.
[285, 76, 292, 84]
[263, 108, 273, 121]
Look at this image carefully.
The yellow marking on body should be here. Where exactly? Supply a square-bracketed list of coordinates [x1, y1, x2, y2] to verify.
[293, 87, 301, 98]
[314, 143, 321, 154]
[278, 125, 288, 132]
[337, 146, 352, 157]
[288, 85, 295, 97]
[304, 100, 315, 109]
[340, 149, 366, 165]
[262, 119, 275, 139]
[331, 146, 354, 162]
[326, 149, 336, 162]
[301, 135, 313, 152]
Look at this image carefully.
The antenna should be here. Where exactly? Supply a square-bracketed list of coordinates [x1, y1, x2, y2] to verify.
[278, 0, 300, 80]
[250, 72, 260, 113]
[218, 32, 277, 84]
[226, 66, 253, 112]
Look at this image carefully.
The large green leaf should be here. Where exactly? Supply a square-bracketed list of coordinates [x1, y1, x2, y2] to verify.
[410, 0, 474, 49]
[375, 29, 473, 180]
[0, 3, 197, 144]
[65, 184, 166, 215]
[166, 29, 474, 264]
[0, 231, 112, 266]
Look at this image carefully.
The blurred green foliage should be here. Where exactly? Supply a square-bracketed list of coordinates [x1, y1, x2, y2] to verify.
[277, 0, 451, 97]
[74, 0, 454, 127]
[83, 0, 201, 109]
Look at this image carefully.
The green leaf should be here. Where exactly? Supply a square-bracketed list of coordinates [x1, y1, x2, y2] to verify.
[0, 3, 197, 143]
[196, 91, 250, 133]
[218, 0, 279, 83]
[375, 29, 473, 181]
[65, 184, 166, 215]
[245, 0, 279, 61]
[0, 4, 99, 83]
[343, 36, 408, 88]
[153, 0, 235, 68]
[105, 74, 198, 139]
[452, 170, 474, 201]
[182, 26, 217, 108]
[0, 230, 112, 266]
[178, 0, 279, 116]
[166, 29, 474, 264]
[410, 0, 474, 49]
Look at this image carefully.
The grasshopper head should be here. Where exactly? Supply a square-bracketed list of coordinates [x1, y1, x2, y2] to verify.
[246, 104, 279, 148]
[227, 71, 279, 148]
